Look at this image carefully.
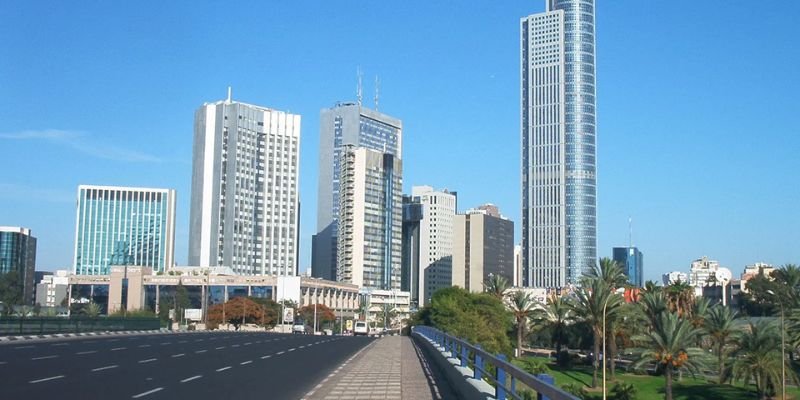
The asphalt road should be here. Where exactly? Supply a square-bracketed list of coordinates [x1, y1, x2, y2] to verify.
[0, 331, 375, 399]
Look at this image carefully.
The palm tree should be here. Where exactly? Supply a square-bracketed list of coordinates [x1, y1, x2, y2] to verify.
[732, 320, 797, 400]
[639, 290, 668, 329]
[665, 280, 695, 318]
[631, 312, 707, 400]
[532, 294, 573, 363]
[643, 280, 661, 294]
[507, 290, 536, 358]
[572, 278, 622, 388]
[584, 257, 628, 288]
[771, 264, 800, 308]
[704, 305, 739, 384]
[484, 274, 509, 300]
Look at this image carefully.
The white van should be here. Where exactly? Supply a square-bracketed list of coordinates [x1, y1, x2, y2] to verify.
[353, 321, 368, 336]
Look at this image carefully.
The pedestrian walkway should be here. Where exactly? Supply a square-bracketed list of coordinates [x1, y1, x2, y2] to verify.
[302, 335, 455, 400]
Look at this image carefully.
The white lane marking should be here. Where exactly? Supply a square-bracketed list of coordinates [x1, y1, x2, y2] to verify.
[195, 350, 207, 354]
[215, 346, 226, 350]
[14, 345, 34, 349]
[77, 350, 97, 355]
[138, 344, 151, 348]
[216, 366, 231, 372]
[260, 355, 272, 359]
[299, 345, 305, 349]
[181, 375, 202, 383]
[171, 353, 185, 358]
[132, 387, 163, 398]
[160, 342, 171, 345]
[29, 375, 65, 383]
[231, 344, 240, 348]
[138, 358, 157, 364]
[0, 361, 7, 365]
[111, 347, 127, 351]
[244, 342, 252, 346]
[276, 351, 285, 355]
[91, 365, 118, 372]
[288, 348, 296, 352]
[51, 343, 68, 346]
[31, 355, 59, 360]
[240, 360, 252, 365]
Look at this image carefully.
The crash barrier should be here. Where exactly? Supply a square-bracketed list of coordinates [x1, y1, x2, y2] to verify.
[0, 317, 161, 336]
[412, 325, 579, 400]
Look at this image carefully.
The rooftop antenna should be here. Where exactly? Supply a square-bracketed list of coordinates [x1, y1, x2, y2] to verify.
[374, 75, 380, 111]
[357, 67, 363, 106]
[227, 86, 232, 103]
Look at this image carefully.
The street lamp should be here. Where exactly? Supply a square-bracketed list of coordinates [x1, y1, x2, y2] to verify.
[767, 289, 786, 400]
[602, 290, 616, 400]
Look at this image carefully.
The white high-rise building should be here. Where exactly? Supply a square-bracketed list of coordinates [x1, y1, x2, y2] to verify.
[412, 186, 457, 306]
[689, 256, 720, 287]
[189, 90, 301, 276]
[336, 145, 402, 290]
[521, 0, 598, 288]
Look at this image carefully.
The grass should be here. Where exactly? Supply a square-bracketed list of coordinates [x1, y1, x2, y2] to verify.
[515, 356, 800, 400]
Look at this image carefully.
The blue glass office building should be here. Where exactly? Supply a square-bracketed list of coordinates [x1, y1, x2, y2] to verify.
[0, 227, 37, 305]
[73, 185, 176, 275]
[613, 247, 644, 288]
[521, 0, 597, 287]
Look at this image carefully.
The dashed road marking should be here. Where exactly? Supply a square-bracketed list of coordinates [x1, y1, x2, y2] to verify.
[288, 348, 296, 352]
[31, 355, 58, 360]
[181, 375, 202, 383]
[132, 387, 163, 398]
[215, 346, 226, 350]
[138, 344, 151, 348]
[276, 351, 285, 355]
[29, 375, 64, 383]
[111, 347, 127, 351]
[260, 355, 272, 359]
[240, 360, 252, 365]
[76, 350, 97, 355]
[171, 353, 185, 358]
[195, 350, 207, 354]
[160, 342, 171, 345]
[216, 366, 231, 372]
[91, 365, 118, 372]
[14, 345, 34, 349]
[138, 358, 157, 364]
[51, 343, 68, 346]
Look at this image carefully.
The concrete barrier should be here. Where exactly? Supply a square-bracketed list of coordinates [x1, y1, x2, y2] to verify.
[412, 330, 495, 400]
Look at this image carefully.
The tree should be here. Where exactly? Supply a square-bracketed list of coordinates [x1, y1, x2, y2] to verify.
[0, 270, 23, 315]
[631, 312, 708, 400]
[532, 294, 573, 364]
[413, 286, 513, 356]
[483, 274, 509, 300]
[298, 303, 335, 331]
[585, 258, 628, 288]
[732, 320, 797, 400]
[83, 302, 102, 318]
[246, 297, 280, 328]
[507, 290, 536, 358]
[572, 277, 622, 388]
[704, 305, 740, 384]
[207, 297, 265, 329]
[664, 280, 695, 318]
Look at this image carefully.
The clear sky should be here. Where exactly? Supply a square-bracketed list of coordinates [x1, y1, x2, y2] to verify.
[1, 1, 798, 283]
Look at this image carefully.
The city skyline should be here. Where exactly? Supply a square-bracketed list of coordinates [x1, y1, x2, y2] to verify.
[2, 1, 798, 283]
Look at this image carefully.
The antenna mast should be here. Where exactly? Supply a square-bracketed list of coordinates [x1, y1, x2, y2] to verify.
[357, 67, 363, 106]
[374, 75, 380, 111]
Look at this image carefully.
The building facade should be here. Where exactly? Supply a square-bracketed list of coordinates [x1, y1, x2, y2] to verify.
[35, 270, 69, 307]
[313, 102, 402, 282]
[662, 271, 688, 285]
[689, 256, 720, 287]
[73, 186, 175, 275]
[189, 91, 301, 276]
[612, 247, 644, 288]
[412, 186, 457, 306]
[401, 195, 423, 307]
[0, 226, 37, 305]
[336, 146, 403, 290]
[521, 0, 598, 288]
[453, 205, 515, 292]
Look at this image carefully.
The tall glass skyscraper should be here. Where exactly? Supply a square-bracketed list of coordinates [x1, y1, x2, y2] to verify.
[613, 247, 644, 288]
[312, 102, 402, 282]
[521, 0, 597, 288]
[73, 185, 176, 275]
[189, 91, 301, 276]
[0, 226, 37, 305]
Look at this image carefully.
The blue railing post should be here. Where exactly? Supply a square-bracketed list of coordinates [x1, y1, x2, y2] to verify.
[460, 342, 468, 367]
[474, 345, 483, 380]
[496, 354, 507, 400]
[536, 374, 555, 400]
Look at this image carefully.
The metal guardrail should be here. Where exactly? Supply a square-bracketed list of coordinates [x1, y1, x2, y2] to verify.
[0, 317, 161, 336]
[413, 325, 579, 400]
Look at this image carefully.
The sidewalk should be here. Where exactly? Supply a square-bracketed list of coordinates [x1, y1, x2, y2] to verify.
[302, 335, 454, 400]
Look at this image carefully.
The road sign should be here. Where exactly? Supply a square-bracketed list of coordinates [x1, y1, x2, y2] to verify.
[283, 308, 294, 324]
[346, 319, 353, 331]
[184, 308, 202, 321]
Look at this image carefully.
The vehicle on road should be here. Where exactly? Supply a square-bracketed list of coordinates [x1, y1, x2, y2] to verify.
[353, 321, 368, 336]
[292, 321, 307, 334]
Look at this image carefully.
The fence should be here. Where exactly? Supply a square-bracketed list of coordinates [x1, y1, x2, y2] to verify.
[413, 325, 579, 400]
[0, 317, 161, 336]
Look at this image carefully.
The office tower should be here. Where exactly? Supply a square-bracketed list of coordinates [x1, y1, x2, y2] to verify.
[521, 0, 598, 288]
[411, 186, 457, 306]
[336, 145, 402, 290]
[401, 195, 423, 307]
[453, 205, 515, 292]
[73, 185, 176, 275]
[612, 247, 644, 288]
[189, 90, 301, 276]
[312, 102, 402, 281]
[0, 226, 37, 305]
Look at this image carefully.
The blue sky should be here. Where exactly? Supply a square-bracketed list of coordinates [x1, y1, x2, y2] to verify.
[1, 1, 798, 282]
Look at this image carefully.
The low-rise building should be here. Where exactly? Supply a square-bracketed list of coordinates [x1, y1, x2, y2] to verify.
[662, 271, 688, 285]
[35, 270, 70, 307]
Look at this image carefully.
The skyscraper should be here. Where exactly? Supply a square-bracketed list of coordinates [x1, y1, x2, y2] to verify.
[401, 195, 423, 307]
[73, 185, 176, 275]
[336, 145, 402, 290]
[312, 102, 402, 281]
[521, 0, 598, 288]
[189, 91, 300, 276]
[453, 205, 515, 293]
[411, 186, 457, 307]
[612, 247, 643, 288]
[0, 226, 37, 305]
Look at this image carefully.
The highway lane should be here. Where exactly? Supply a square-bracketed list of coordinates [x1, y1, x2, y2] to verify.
[0, 331, 375, 399]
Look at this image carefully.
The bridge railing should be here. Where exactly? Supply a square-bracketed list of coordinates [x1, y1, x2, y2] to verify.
[412, 325, 579, 400]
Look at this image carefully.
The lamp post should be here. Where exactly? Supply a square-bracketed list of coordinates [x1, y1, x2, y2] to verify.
[767, 289, 786, 400]
[602, 291, 615, 400]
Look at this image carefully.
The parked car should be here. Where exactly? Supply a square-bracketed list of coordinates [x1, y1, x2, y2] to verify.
[353, 321, 369, 336]
[292, 322, 307, 334]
